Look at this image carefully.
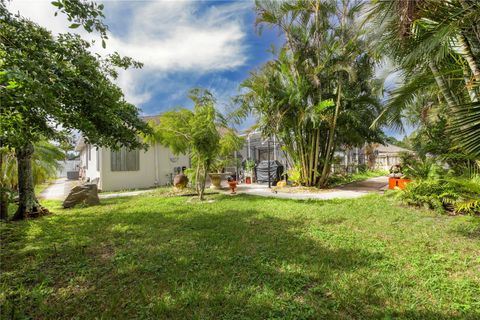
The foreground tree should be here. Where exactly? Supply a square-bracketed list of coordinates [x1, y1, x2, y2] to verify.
[368, 0, 480, 157]
[0, 6, 151, 220]
[234, 0, 384, 187]
[150, 89, 243, 200]
[0, 141, 65, 220]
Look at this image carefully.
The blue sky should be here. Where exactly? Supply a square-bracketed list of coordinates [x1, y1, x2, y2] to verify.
[7, 0, 410, 139]
[100, 0, 284, 116]
[8, 0, 282, 117]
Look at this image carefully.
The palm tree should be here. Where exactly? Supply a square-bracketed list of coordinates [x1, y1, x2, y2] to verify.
[368, 0, 480, 156]
[0, 140, 64, 220]
[235, 0, 384, 187]
[149, 89, 243, 200]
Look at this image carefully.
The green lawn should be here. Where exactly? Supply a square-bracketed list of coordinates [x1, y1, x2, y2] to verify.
[1, 192, 479, 319]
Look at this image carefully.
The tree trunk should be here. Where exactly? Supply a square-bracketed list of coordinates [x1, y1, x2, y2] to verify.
[194, 161, 201, 195]
[429, 61, 457, 108]
[464, 68, 479, 102]
[12, 143, 49, 220]
[198, 163, 208, 201]
[318, 82, 342, 187]
[0, 150, 7, 220]
[458, 33, 480, 82]
[312, 129, 321, 185]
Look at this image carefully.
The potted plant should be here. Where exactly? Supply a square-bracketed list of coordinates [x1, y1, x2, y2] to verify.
[388, 164, 411, 190]
[208, 173, 222, 189]
[244, 160, 255, 184]
[209, 159, 230, 189]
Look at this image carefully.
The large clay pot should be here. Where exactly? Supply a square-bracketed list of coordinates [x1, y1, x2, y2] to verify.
[209, 173, 222, 189]
[173, 174, 188, 189]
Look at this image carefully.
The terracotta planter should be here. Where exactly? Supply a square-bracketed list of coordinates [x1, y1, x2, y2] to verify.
[228, 181, 237, 194]
[209, 173, 222, 189]
[173, 174, 188, 189]
[388, 177, 412, 190]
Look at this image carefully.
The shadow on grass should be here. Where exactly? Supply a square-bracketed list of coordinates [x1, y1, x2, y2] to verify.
[1, 194, 478, 319]
[450, 216, 480, 240]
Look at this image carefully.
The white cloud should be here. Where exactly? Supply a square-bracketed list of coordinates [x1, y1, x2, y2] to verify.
[116, 69, 153, 107]
[107, 0, 250, 72]
[6, 0, 252, 106]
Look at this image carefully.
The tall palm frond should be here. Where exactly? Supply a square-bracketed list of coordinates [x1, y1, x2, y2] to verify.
[0, 140, 64, 190]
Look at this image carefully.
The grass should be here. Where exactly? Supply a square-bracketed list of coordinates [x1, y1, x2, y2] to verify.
[34, 179, 55, 195]
[328, 169, 388, 187]
[1, 192, 479, 319]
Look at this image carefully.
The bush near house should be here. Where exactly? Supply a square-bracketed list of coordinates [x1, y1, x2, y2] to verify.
[395, 154, 480, 216]
[399, 176, 480, 216]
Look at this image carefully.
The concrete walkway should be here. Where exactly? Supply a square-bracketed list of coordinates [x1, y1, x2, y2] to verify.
[40, 176, 389, 202]
[40, 178, 153, 201]
[226, 176, 389, 200]
[39, 178, 79, 200]
[336, 176, 389, 192]
[100, 190, 152, 199]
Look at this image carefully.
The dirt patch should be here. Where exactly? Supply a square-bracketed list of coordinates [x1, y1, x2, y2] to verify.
[273, 186, 336, 194]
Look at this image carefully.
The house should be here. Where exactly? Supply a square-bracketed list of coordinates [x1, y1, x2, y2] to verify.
[74, 116, 190, 191]
[336, 143, 412, 172]
[366, 143, 412, 171]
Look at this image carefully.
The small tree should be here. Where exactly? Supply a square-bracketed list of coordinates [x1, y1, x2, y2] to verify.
[150, 89, 242, 200]
[0, 6, 151, 220]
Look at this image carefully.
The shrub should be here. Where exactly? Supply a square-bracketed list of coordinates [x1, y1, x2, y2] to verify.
[184, 168, 196, 187]
[399, 176, 480, 215]
[284, 165, 302, 186]
[399, 153, 444, 179]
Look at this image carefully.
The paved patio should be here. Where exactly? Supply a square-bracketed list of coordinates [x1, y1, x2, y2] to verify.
[223, 176, 389, 200]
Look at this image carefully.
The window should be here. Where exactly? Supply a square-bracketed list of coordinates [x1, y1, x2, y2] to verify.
[88, 145, 91, 160]
[111, 148, 140, 171]
[96, 148, 100, 171]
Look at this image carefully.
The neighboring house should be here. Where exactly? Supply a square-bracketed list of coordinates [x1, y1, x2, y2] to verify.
[336, 143, 412, 172]
[74, 116, 190, 191]
[367, 143, 412, 171]
[57, 159, 81, 178]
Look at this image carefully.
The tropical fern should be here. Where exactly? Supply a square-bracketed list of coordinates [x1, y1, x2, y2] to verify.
[399, 176, 480, 215]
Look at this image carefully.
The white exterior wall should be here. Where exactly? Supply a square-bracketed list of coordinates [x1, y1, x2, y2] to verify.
[374, 154, 401, 171]
[85, 146, 101, 182]
[99, 143, 190, 192]
[79, 145, 100, 183]
[155, 144, 190, 185]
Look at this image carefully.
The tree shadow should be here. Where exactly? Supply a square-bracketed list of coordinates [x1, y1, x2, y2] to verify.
[1, 196, 478, 319]
[450, 216, 480, 240]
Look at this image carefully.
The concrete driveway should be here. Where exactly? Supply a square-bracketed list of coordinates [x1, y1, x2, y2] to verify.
[39, 178, 79, 200]
[226, 176, 389, 200]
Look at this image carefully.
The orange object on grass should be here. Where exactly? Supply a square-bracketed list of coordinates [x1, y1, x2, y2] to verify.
[388, 177, 411, 190]
[228, 180, 237, 194]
